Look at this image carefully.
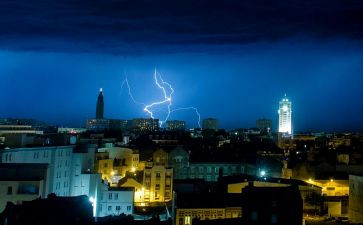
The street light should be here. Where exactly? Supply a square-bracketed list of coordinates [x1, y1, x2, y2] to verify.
[260, 170, 266, 177]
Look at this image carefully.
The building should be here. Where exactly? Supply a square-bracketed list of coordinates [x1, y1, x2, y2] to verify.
[166, 120, 186, 131]
[118, 178, 144, 205]
[86, 119, 129, 132]
[168, 147, 256, 181]
[256, 118, 272, 133]
[0, 163, 50, 212]
[168, 146, 190, 179]
[225, 175, 321, 214]
[143, 149, 173, 204]
[86, 119, 110, 131]
[0, 145, 134, 218]
[131, 118, 160, 132]
[242, 184, 303, 225]
[0, 125, 44, 148]
[175, 193, 242, 225]
[305, 179, 349, 197]
[181, 163, 255, 182]
[96, 147, 140, 185]
[278, 94, 292, 135]
[96, 88, 104, 119]
[109, 119, 129, 131]
[1, 146, 74, 196]
[349, 175, 363, 223]
[57, 127, 87, 134]
[97, 187, 134, 217]
[202, 118, 219, 131]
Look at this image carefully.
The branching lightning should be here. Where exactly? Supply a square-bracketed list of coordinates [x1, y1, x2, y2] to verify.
[121, 76, 146, 106]
[121, 69, 201, 128]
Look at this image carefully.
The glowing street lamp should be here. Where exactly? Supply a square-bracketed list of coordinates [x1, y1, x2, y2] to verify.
[260, 170, 266, 177]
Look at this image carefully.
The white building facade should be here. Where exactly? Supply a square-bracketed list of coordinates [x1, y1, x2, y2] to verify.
[97, 187, 134, 217]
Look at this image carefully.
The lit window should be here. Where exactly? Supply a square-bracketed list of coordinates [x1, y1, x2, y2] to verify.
[185, 216, 191, 225]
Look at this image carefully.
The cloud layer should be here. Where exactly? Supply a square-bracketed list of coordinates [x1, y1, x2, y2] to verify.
[0, 0, 363, 53]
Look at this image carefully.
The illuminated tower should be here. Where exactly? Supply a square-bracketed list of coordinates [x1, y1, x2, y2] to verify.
[96, 88, 104, 119]
[278, 94, 292, 135]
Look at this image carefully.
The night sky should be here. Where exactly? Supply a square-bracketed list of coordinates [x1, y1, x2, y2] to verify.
[1, 0, 363, 131]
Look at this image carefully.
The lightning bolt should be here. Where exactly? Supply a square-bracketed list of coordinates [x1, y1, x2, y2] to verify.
[143, 70, 174, 126]
[121, 75, 146, 106]
[121, 69, 201, 128]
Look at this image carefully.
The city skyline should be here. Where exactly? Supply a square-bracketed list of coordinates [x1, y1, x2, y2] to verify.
[2, 1, 363, 224]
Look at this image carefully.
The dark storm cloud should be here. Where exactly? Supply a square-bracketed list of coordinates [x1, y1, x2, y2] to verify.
[0, 0, 363, 53]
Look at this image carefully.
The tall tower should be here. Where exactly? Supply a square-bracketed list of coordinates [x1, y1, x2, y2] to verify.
[278, 94, 292, 135]
[96, 88, 104, 119]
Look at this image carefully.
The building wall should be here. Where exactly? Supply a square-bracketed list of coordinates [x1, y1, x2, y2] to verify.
[96, 147, 140, 185]
[228, 181, 321, 213]
[119, 178, 144, 205]
[175, 163, 256, 182]
[176, 208, 242, 225]
[1, 146, 73, 196]
[0, 180, 45, 212]
[306, 179, 349, 196]
[349, 175, 363, 223]
[97, 189, 134, 217]
[143, 165, 173, 204]
[202, 118, 219, 131]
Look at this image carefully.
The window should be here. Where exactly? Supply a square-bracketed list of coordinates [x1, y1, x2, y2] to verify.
[108, 206, 112, 211]
[207, 167, 212, 173]
[156, 172, 161, 179]
[104, 163, 108, 168]
[5, 154, 8, 162]
[115, 193, 119, 200]
[251, 211, 258, 221]
[7, 186, 13, 195]
[127, 206, 131, 211]
[116, 206, 121, 211]
[109, 193, 113, 200]
[185, 216, 191, 225]
[271, 214, 277, 224]
[9, 154, 12, 161]
[199, 167, 204, 173]
[215, 167, 219, 173]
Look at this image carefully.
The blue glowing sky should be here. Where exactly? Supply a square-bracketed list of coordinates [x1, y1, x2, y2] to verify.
[0, 0, 363, 131]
